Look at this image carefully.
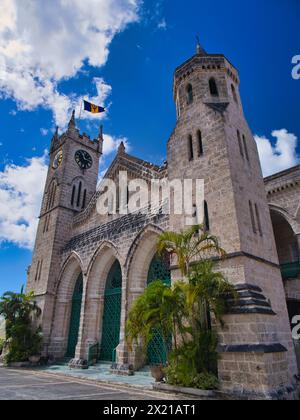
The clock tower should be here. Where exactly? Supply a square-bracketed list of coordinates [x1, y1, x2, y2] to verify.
[27, 111, 102, 349]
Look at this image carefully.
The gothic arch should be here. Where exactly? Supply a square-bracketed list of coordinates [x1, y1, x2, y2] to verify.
[44, 177, 59, 212]
[50, 253, 84, 358]
[126, 224, 164, 306]
[125, 224, 163, 271]
[269, 204, 299, 234]
[70, 176, 87, 210]
[55, 252, 84, 293]
[81, 242, 123, 351]
[86, 241, 121, 282]
[269, 205, 299, 265]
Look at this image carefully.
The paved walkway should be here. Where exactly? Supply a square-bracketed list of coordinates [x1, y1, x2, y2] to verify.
[38, 362, 155, 389]
[0, 367, 196, 400]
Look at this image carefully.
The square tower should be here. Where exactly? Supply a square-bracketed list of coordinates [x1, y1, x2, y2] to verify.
[27, 112, 102, 349]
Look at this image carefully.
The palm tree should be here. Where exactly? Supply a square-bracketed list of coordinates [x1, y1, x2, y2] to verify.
[184, 260, 237, 330]
[157, 224, 226, 277]
[0, 287, 41, 340]
[126, 281, 187, 364]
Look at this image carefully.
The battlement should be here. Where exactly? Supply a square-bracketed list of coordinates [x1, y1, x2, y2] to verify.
[173, 53, 239, 99]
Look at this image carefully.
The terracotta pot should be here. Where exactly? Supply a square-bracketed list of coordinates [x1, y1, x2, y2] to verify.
[150, 365, 165, 383]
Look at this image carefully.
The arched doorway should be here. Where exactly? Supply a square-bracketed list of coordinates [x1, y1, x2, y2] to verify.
[66, 273, 83, 358]
[147, 254, 171, 365]
[99, 260, 122, 362]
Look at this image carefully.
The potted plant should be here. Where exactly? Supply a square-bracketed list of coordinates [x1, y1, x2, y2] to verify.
[28, 327, 43, 365]
[150, 364, 165, 382]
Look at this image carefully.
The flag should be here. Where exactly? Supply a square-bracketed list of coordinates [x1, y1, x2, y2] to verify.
[83, 100, 105, 114]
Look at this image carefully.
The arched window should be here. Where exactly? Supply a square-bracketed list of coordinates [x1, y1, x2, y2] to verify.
[186, 84, 193, 105]
[71, 185, 76, 206]
[50, 184, 56, 208]
[46, 215, 50, 232]
[197, 130, 203, 157]
[209, 78, 219, 96]
[231, 84, 238, 103]
[35, 261, 40, 282]
[249, 200, 257, 234]
[255, 203, 263, 236]
[38, 260, 43, 281]
[77, 181, 82, 208]
[46, 180, 57, 211]
[237, 130, 244, 158]
[82, 189, 87, 209]
[204, 201, 210, 231]
[243, 135, 250, 162]
[188, 135, 194, 161]
[43, 217, 47, 234]
[176, 95, 180, 119]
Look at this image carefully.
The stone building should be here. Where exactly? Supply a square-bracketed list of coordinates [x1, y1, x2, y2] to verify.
[26, 44, 300, 399]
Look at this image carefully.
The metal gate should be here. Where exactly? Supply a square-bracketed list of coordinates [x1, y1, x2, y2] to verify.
[66, 274, 83, 358]
[147, 255, 171, 365]
[99, 260, 122, 362]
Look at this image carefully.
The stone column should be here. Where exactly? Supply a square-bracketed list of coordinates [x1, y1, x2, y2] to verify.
[46, 295, 68, 359]
[71, 274, 89, 368]
[115, 271, 129, 368]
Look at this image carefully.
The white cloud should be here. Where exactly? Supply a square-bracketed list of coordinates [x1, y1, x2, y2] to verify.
[0, 0, 140, 127]
[255, 129, 300, 177]
[157, 18, 167, 30]
[75, 77, 112, 122]
[40, 128, 49, 137]
[103, 134, 130, 156]
[0, 152, 48, 249]
[0, 132, 130, 249]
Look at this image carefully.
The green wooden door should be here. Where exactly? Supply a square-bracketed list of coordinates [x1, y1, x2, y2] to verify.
[99, 261, 122, 362]
[147, 255, 171, 365]
[66, 274, 83, 358]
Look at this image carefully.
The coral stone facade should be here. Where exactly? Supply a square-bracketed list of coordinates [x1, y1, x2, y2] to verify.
[26, 46, 300, 399]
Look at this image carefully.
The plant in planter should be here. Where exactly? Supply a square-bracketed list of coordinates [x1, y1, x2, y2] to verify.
[157, 226, 237, 389]
[127, 225, 237, 389]
[0, 287, 43, 365]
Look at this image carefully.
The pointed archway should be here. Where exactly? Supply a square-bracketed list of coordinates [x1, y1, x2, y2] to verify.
[66, 273, 84, 358]
[49, 253, 84, 359]
[99, 260, 122, 362]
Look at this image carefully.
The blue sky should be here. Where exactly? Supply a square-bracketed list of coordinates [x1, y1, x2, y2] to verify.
[0, 0, 299, 295]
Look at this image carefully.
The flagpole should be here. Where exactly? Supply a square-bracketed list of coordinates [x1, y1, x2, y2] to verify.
[79, 99, 83, 120]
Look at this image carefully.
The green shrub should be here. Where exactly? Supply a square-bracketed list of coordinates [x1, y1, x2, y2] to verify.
[0, 287, 42, 363]
[164, 360, 219, 390]
[0, 338, 5, 355]
[164, 331, 219, 390]
[4, 323, 42, 363]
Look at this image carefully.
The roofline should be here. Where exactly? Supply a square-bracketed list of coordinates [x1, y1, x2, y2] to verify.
[264, 164, 300, 182]
[174, 53, 238, 75]
[101, 151, 165, 180]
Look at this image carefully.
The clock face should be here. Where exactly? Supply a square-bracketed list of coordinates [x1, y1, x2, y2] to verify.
[53, 150, 63, 169]
[75, 150, 93, 170]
